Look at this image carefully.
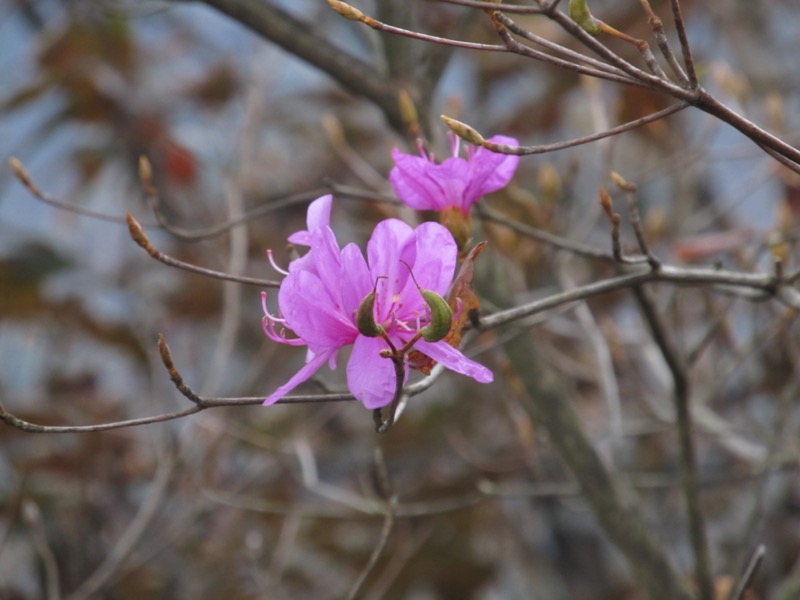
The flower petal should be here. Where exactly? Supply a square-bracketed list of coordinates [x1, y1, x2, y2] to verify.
[414, 339, 493, 383]
[279, 270, 356, 349]
[264, 349, 334, 405]
[340, 242, 372, 317]
[409, 222, 457, 295]
[367, 219, 416, 321]
[347, 335, 407, 409]
[462, 136, 520, 206]
[287, 194, 333, 245]
[389, 150, 443, 211]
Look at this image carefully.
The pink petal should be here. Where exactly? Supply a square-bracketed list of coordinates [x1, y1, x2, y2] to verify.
[264, 349, 334, 405]
[367, 219, 416, 320]
[279, 270, 356, 349]
[287, 194, 333, 245]
[462, 136, 520, 207]
[389, 151, 442, 211]
[347, 335, 407, 409]
[340, 242, 372, 317]
[414, 339, 493, 383]
[409, 222, 457, 295]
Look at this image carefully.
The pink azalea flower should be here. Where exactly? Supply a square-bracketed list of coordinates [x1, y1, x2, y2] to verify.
[262, 196, 493, 409]
[389, 135, 520, 215]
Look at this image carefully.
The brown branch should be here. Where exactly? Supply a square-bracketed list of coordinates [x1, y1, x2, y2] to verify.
[631, 286, 713, 600]
[345, 450, 395, 600]
[125, 212, 282, 288]
[447, 102, 688, 156]
[195, 0, 410, 136]
[503, 331, 694, 600]
[669, 0, 697, 87]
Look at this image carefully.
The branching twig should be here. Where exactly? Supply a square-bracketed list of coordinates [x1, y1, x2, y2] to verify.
[125, 212, 281, 288]
[668, 0, 697, 87]
[139, 156, 332, 241]
[195, 0, 412, 136]
[328, 0, 508, 53]
[503, 331, 694, 600]
[444, 102, 689, 156]
[612, 172, 662, 269]
[9, 157, 145, 225]
[475, 203, 612, 260]
[631, 286, 713, 600]
[345, 450, 395, 600]
[638, 0, 689, 86]
[65, 450, 176, 600]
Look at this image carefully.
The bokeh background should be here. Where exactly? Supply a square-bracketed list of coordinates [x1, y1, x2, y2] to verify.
[2, 0, 800, 598]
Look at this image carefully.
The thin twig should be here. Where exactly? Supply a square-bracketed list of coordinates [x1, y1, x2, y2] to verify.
[503, 331, 695, 600]
[669, 0, 697, 87]
[22, 500, 61, 600]
[631, 286, 713, 600]
[345, 450, 395, 600]
[140, 158, 331, 241]
[9, 157, 148, 225]
[330, 1, 508, 53]
[125, 212, 281, 288]
[470, 102, 689, 156]
[493, 16, 648, 87]
[730, 544, 766, 600]
[638, 0, 689, 86]
[65, 450, 176, 600]
[433, 0, 548, 14]
[495, 13, 631, 80]
[475, 204, 612, 260]
[613, 173, 662, 269]
[196, 0, 411, 136]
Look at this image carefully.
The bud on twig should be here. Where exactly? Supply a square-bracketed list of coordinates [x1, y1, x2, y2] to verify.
[8, 157, 33, 188]
[440, 115, 485, 146]
[569, 0, 601, 35]
[327, 0, 364, 21]
[398, 89, 421, 138]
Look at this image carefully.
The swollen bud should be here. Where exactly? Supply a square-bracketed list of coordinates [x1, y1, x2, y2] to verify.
[440, 115, 485, 146]
[569, 0, 601, 35]
[420, 289, 454, 342]
[356, 290, 383, 337]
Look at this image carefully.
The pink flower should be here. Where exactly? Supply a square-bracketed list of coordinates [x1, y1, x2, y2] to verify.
[262, 196, 493, 409]
[389, 135, 520, 215]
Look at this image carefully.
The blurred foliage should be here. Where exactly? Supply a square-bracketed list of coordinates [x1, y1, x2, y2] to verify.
[1, 1, 800, 599]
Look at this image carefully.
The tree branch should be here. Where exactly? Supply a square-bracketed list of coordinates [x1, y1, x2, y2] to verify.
[503, 331, 694, 600]
[195, 0, 410, 137]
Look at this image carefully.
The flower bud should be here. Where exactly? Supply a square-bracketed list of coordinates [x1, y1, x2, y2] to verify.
[356, 290, 383, 337]
[420, 289, 454, 342]
[569, 0, 601, 35]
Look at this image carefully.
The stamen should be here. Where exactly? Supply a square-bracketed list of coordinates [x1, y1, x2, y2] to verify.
[266, 249, 290, 276]
[417, 138, 429, 161]
[448, 132, 461, 158]
[261, 292, 304, 345]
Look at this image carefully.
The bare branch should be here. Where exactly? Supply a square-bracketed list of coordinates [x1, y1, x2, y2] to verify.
[195, 0, 411, 136]
[631, 286, 713, 600]
[447, 102, 689, 156]
[125, 212, 281, 288]
[668, 0, 698, 87]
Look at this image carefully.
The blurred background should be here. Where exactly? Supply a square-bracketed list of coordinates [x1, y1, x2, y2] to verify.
[1, 0, 800, 598]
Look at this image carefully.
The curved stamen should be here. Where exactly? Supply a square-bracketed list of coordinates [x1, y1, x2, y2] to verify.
[261, 292, 305, 346]
[266, 249, 290, 276]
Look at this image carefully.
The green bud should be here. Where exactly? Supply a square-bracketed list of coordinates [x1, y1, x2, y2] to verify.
[420, 289, 453, 342]
[569, 0, 601, 35]
[356, 291, 383, 337]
